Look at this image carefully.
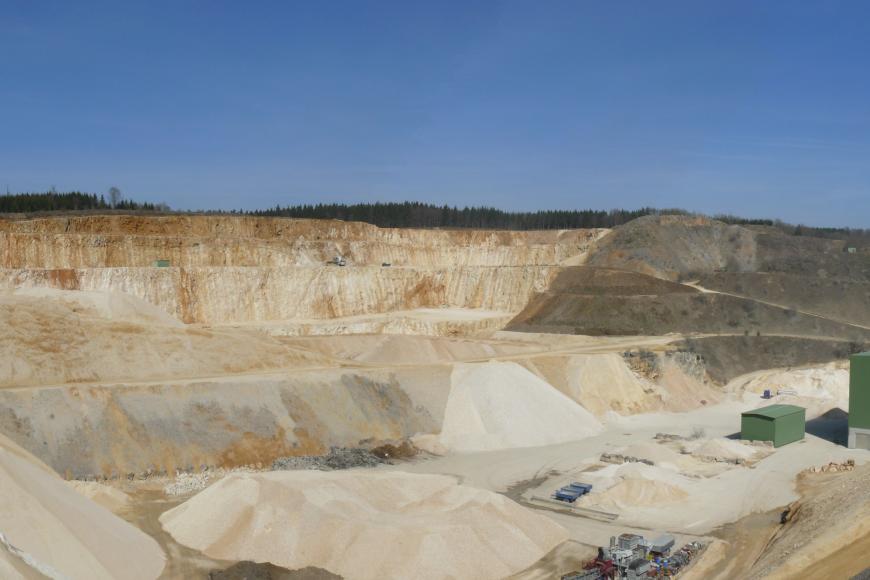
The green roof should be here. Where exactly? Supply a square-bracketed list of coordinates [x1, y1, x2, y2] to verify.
[852, 352, 870, 358]
[742, 404, 805, 420]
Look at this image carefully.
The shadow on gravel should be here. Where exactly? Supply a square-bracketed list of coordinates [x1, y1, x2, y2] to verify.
[805, 408, 849, 446]
[209, 562, 341, 580]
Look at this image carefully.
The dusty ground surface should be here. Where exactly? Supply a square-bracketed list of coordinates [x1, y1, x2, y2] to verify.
[2, 214, 869, 579]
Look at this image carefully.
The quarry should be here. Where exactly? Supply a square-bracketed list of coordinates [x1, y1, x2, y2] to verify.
[2, 212, 870, 579]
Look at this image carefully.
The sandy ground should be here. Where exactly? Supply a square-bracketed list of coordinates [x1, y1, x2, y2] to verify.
[386, 399, 867, 550]
[66, 480, 131, 512]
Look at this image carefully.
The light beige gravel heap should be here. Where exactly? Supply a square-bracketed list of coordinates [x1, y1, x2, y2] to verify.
[0, 433, 165, 580]
[160, 470, 568, 580]
[419, 361, 603, 453]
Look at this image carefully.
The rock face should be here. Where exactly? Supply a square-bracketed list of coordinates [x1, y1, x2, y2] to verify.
[1, 265, 561, 324]
[0, 215, 604, 325]
[0, 215, 604, 268]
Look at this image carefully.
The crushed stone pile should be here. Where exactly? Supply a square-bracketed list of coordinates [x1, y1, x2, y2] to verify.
[160, 470, 568, 580]
[164, 448, 386, 497]
[419, 361, 602, 453]
[164, 466, 261, 496]
[272, 446, 384, 471]
[0, 433, 164, 579]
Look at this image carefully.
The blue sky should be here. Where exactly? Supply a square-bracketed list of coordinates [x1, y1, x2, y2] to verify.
[1, 1, 868, 226]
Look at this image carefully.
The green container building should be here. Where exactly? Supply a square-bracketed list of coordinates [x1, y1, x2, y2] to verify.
[848, 353, 870, 449]
[153, 259, 170, 267]
[741, 404, 806, 447]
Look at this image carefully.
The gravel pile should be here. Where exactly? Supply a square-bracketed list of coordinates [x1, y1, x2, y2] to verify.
[164, 466, 260, 496]
[271, 447, 384, 471]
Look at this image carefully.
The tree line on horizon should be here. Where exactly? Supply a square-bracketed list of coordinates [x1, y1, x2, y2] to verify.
[0, 190, 164, 213]
[252, 201, 693, 229]
[0, 191, 866, 243]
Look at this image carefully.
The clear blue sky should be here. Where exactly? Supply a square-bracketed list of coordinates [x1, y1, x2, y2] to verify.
[1, 1, 868, 226]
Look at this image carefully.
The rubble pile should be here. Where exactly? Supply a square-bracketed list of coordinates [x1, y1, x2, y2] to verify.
[600, 453, 655, 466]
[807, 459, 855, 474]
[271, 447, 384, 471]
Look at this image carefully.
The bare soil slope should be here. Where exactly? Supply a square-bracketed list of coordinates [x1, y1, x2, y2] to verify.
[509, 291, 870, 340]
[586, 214, 870, 282]
[697, 271, 870, 327]
[749, 464, 870, 579]
[677, 335, 866, 384]
[585, 215, 758, 280]
[0, 289, 333, 388]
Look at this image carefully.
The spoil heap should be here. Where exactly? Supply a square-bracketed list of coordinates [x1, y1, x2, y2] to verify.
[160, 470, 567, 580]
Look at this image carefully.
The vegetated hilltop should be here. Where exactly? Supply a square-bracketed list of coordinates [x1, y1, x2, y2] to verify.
[508, 215, 870, 363]
[586, 214, 870, 281]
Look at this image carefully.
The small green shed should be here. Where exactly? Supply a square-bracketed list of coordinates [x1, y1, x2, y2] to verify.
[848, 352, 870, 449]
[153, 259, 170, 267]
[741, 404, 805, 447]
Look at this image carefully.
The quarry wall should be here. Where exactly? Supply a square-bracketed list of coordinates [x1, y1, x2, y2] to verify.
[0, 215, 605, 268]
[0, 266, 560, 323]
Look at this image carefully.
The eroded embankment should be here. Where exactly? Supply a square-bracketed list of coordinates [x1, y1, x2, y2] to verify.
[1, 266, 561, 323]
[0, 366, 451, 477]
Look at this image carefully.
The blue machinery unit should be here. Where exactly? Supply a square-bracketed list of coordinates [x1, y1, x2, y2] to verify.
[553, 482, 593, 503]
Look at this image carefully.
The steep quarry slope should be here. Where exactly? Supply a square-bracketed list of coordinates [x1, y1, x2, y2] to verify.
[0, 214, 604, 268]
[2, 264, 560, 324]
[0, 289, 333, 388]
[0, 215, 603, 325]
[0, 432, 165, 579]
[160, 470, 568, 580]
